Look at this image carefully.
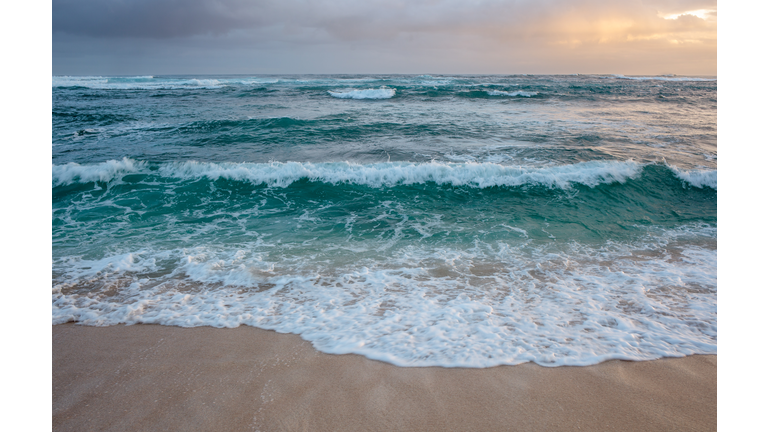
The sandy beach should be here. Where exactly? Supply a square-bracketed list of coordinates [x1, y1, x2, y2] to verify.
[53, 323, 716, 431]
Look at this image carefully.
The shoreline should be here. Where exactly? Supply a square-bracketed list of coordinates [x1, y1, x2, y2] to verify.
[53, 323, 716, 431]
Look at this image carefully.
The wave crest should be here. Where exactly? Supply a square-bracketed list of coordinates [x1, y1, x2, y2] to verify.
[53, 158, 145, 185]
[157, 160, 642, 189]
[672, 167, 717, 189]
[486, 90, 538, 97]
[328, 88, 396, 99]
[53, 159, 719, 191]
[611, 74, 716, 82]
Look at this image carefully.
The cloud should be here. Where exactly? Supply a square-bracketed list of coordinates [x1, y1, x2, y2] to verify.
[53, 0, 270, 38]
[52, 0, 716, 75]
[53, 0, 716, 40]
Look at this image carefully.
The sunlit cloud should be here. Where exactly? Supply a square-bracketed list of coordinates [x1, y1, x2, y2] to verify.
[661, 9, 716, 20]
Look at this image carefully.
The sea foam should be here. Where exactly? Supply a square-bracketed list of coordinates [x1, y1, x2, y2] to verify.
[52, 76, 280, 90]
[157, 159, 640, 189]
[187, 160, 637, 188]
[672, 167, 717, 189]
[328, 88, 396, 99]
[53, 159, 719, 193]
[53, 158, 145, 185]
[486, 90, 538, 97]
[52, 227, 717, 367]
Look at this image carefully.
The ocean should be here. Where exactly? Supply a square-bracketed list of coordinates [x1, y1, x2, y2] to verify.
[52, 74, 717, 367]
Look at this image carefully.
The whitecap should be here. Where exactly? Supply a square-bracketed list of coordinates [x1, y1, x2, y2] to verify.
[611, 74, 716, 82]
[52, 158, 146, 185]
[156, 160, 643, 189]
[671, 167, 717, 189]
[486, 90, 538, 97]
[328, 88, 396, 99]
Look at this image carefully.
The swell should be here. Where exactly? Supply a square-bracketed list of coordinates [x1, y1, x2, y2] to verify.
[53, 110, 136, 125]
[168, 118, 483, 145]
[173, 117, 355, 132]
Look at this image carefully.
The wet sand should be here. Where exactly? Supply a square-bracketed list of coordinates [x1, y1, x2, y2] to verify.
[53, 323, 716, 431]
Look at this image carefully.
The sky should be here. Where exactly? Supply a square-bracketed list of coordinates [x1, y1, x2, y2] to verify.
[53, 0, 717, 76]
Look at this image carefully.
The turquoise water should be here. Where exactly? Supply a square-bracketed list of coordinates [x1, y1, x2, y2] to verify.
[52, 75, 716, 367]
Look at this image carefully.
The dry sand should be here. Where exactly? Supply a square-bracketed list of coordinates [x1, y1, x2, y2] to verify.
[53, 323, 716, 431]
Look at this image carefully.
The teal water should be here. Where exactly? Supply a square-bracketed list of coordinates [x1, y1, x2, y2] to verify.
[52, 75, 716, 367]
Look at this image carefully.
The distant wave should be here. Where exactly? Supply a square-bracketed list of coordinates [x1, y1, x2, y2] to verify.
[328, 88, 396, 99]
[611, 74, 716, 82]
[52, 76, 279, 89]
[486, 90, 538, 97]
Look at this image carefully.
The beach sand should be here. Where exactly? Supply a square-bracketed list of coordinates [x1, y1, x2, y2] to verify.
[53, 323, 716, 431]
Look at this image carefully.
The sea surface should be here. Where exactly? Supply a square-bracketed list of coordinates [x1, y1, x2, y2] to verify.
[52, 74, 717, 367]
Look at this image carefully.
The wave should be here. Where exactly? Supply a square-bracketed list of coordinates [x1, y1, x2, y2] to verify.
[52, 159, 719, 193]
[486, 90, 538, 97]
[672, 167, 717, 189]
[328, 88, 396, 99]
[53, 159, 647, 189]
[52, 76, 280, 90]
[161, 160, 642, 189]
[53, 110, 135, 125]
[52, 158, 146, 185]
[611, 74, 716, 82]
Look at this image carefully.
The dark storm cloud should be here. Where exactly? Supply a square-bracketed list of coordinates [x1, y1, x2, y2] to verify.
[52, 0, 270, 38]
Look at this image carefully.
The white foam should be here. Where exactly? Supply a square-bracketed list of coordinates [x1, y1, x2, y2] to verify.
[53, 76, 223, 90]
[487, 90, 538, 97]
[52, 158, 145, 185]
[55, 158, 683, 191]
[158, 160, 641, 189]
[53, 76, 108, 87]
[611, 74, 716, 82]
[52, 228, 717, 367]
[672, 167, 717, 189]
[328, 88, 396, 99]
[51, 76, 281, 90]
[52, 159, 643, 189]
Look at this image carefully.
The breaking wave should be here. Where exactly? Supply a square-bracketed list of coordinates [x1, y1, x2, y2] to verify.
[328, 88, 396, 99]
[672, 167, 717, 189]
[53, 159, 646, 189]
[611, 74, 716, 82]
[486, 90, 538, 97]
